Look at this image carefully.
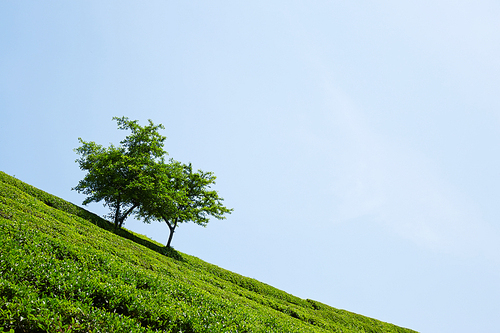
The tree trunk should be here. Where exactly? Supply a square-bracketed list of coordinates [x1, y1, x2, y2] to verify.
[164, 217, 178, 248]
[113, 200, 121, 230]
[166, 228, 175, 248]
[118, 204, 138, 228]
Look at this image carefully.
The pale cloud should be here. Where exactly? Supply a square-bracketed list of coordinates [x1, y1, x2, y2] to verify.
[273, 0, 500, 263]
[322, 81, 500, 261]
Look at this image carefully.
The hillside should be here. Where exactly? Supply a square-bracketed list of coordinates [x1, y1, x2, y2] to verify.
[0, 171, 417, 332]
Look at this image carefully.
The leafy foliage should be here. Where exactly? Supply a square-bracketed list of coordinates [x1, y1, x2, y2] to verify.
[73, 117, 232, 248]
[73, 117, 166, 229]
[0, 171, 418, 333]
[137, 160, 233, 248]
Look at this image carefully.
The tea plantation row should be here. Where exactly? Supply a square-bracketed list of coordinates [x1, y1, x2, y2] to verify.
[0, 171, 417, 332]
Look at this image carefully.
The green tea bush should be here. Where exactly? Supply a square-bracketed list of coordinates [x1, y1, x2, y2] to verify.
[0, 171, 417, 333]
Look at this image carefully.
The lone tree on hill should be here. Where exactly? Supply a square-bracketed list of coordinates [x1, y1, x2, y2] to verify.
[73, 116, 232, 248]
[73, 116, 167, 230]
[136, 160, 233, 248]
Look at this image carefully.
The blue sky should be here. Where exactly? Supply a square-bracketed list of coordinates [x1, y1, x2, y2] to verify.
[1, 1, 500, 332]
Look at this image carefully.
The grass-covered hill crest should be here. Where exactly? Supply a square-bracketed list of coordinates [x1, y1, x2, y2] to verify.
[0, 171, 417, 332]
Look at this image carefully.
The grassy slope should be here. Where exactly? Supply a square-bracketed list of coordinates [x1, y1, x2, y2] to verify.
[0, 171, 417, 333]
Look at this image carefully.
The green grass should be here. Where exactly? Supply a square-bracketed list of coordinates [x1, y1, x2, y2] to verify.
[0, 171, 418, 332]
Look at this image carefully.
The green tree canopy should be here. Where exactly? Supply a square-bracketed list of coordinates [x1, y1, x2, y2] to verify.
[74, 116, 232, 247]
[73, 117, 167, 229]
[136, 160, 233, 248]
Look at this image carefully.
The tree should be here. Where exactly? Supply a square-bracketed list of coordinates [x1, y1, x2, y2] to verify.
[73, 117, 167, 230]
[136, 159, 233, 248]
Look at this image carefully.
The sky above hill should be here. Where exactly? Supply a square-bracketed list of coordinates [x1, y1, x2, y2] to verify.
[1, 1, 499, 332]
